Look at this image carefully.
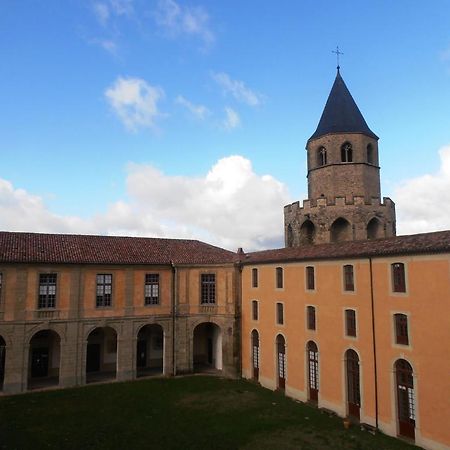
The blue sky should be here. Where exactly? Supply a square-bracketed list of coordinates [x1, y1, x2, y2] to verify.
[1, 1, 450, 250]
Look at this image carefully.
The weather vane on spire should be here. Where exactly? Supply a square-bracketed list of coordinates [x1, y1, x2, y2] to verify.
[332, 46, 344, 71]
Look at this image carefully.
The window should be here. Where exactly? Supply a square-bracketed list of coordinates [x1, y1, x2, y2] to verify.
[394, 314, 409, 345]
[252, 268, 258, 288]
[367, 144, 374, 164]
[341, 142, 353, 162]
[276, 267, 283, 289]
[276, 302, 284, 325]
[343, 265, 354, 291]
[144, 274, 159, 305]
[345, 309, 357, 337]
[306, 266, 315, 290]
[392, 263, 406, 293]
[96, 274, 112, 307]
[201, 274, 216, 304]
[252, 300, 259, 321]
[317, 146, 327, 166]
[38, 274, 57, 309]
[307, 306, 316, 330]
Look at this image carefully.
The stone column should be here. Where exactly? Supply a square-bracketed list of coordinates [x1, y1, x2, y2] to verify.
[3, 325, 27, 394]
[117, 320, 133, 382]
[59, 322, 79, 388]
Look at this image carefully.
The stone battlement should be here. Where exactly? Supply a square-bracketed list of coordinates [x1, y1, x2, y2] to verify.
[284, 196, 395, 213]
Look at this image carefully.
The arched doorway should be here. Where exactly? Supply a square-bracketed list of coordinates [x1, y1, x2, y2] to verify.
[395, 359, 415, 440]
[86, 327, 117, 383]
[251, 330, 259, 381]
[331, 218, 352, 242]
[136, 324, 164, 377]
[345, 349, 361, 420]
[300, 220, 315, 245]
[0, 335, 5, 391]
[307, 341, 319, 403]
[193, 322, 222, 372]
[276, 334, 286, 390]
[28, 330, 60, 390]
[367, 217, 383, 239]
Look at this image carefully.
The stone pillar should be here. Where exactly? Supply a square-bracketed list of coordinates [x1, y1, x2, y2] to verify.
[59, 322, 79, 388]
[117, 320, 133, 382]
[3, 326, 27, 394]
[163, 320, 173, 376]
[175, 317, 190, 374]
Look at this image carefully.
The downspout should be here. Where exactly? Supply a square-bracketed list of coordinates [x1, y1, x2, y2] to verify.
[171, 261, 177, 377]
[369, 257, 379, 430]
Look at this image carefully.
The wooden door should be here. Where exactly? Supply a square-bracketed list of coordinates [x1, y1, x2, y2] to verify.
[276, 335, 286, 390]
[252, 330, 259, 380]
[396, 360, 415, 440]
[308, 341, 319, 402]
[0, 344, 5, 386]
[346, 350, 360, 420]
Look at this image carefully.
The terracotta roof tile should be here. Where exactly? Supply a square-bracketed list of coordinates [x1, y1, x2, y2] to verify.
[0, 232, 236, 265]
[242, 230, 450, 265]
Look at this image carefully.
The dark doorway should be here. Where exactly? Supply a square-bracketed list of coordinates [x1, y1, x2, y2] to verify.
[276, 334, 286, 390]
[86, 343, 101, 373]
[396, 359, 415, 440]
[307, 341, 319, 403]
[193, 322, 222, 372]
[345, 349, 361, 421]
[136, 324, 164, 377]
[331, 218, 352, 242]
[251, 330, 259, 381]
[0, 336, 5, 390]
[367, 218, 383, 239]
[31, 348, 49, 378]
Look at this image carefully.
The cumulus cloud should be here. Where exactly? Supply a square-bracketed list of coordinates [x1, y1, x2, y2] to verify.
[175, 95, 210, 120]
[0, 156, 291, 251]
[154, 0, 214, 46]
[212, 72, 264, 107]
[105, 77, 165, 132]
[394, 145, 450, 234]
[223, 107, 240, 130]
[92, 0, 134, 25]
[93, 2, 110, 26]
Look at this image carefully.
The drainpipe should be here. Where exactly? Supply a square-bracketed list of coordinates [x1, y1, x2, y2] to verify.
[369, 257, 379, 430]
[170, 261, 177, 376]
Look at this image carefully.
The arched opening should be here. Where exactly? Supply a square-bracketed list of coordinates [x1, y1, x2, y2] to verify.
[251, 330, 259, 381]
[299, 220, 315, 245]
[28, 330, 60, 390]
[276, 334, 286, 390]
[395, 359, 415, 440]
[193, 322, 222, 372]
[331, 218, 352, 242]
[136, 324, 164, 377]
[0, 335, 5, 391]
[286, 224, 294, 247]
[367, 144, 374, 164]
[317, 146, 327, 166]
[367, 217, 383, 240]
[86, 327, 117, 383]
[341, 142, 353, 162]
[345, 349, 360, 421]
[307, 341, 319, 403]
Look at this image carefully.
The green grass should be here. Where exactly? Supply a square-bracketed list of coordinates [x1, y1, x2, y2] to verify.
[0, 376, 419, 450]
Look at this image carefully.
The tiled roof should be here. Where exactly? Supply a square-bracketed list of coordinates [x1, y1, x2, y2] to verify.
[242, 230, 450, 265]
[309, 69, 378, 142]
[0, 232, 236, 265]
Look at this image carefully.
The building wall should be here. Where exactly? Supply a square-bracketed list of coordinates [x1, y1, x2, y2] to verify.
[241, 255, 450, 450]
[0, 262, 239, 394]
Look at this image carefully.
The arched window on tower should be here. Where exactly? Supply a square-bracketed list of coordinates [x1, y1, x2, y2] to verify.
[367, 217, 383, 239]
[367, 144, 374, 164]
[299, 220, 315, 245]
[317, 146, 327, 166]
[330, 217, 352, 242]
[287, 224, 294, 247]
[341, 142, 353, 162]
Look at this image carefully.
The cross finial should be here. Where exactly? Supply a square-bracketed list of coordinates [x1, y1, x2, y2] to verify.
[332, 46, 344, 71]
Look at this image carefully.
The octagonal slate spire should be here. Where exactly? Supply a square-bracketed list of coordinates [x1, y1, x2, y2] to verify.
[309, 69, 378, 142]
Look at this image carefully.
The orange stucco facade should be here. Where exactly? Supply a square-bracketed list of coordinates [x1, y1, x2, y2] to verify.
[241, 254, 450, 450]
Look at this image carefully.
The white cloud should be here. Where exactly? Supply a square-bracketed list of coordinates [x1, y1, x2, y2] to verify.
[93, 3, 110, 26]
[92, 0, 133, 25]
[394, 145, 450, 234]
[223, 107, 240, 130]
[109, 0, 134, 16]
[154, 0, 214, 46]
[212, 72, 264, 107]
[105, 77, 165, 132]
[175, 95, 210, 120]
[0, 156, 291, 251]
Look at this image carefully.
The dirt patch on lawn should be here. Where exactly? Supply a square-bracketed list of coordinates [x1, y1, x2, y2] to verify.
[177, 389, 261, 414]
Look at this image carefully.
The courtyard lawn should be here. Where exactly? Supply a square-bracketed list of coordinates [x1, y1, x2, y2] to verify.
[0, 376, 418, 450]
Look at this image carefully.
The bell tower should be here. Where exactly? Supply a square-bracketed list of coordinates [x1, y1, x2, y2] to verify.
[284, 69, 396, 247]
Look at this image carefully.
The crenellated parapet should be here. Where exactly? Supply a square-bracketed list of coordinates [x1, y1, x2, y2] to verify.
[284, 196, 396, 247]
